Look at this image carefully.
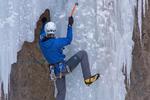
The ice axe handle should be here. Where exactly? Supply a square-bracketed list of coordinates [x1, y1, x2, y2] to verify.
[70, 2, 78, 16]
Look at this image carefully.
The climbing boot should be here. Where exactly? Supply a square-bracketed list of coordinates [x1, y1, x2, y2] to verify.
[84, 73, 100, 86]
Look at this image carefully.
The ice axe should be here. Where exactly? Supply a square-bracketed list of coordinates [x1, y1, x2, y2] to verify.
[70, 2, 79, 16]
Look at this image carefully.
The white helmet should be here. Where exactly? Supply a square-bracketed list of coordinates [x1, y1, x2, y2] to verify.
[44, 22, 56, 35]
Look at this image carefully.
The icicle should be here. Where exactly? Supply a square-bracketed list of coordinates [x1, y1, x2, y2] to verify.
[146, 0, 149, 10]
[137, 0, 149, 44]
[138, 0, 142, 43]
[143, 0, 146, 17]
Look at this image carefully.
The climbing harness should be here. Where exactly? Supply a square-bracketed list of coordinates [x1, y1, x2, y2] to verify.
[49, 62, 70, 81]
[49, 65, 56, 80]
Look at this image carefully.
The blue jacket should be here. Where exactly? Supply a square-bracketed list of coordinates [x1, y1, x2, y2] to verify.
[39, 23, 73, 64]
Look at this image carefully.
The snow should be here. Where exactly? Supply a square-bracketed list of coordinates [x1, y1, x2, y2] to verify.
[0, 0, 148, 100]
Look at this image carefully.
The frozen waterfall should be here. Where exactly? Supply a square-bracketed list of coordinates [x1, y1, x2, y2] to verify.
[0, 0, 148, 100]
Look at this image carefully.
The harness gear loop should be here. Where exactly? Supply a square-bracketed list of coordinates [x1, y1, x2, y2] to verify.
[49, 61, 70, 80]
[49, 65, 56, 81]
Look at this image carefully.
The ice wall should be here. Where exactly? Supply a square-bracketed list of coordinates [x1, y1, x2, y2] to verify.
[0, 0, 53, 94]
[0, 0, 148, 100]
[49, 0, 135, 100]
[64, 0, 135, 100]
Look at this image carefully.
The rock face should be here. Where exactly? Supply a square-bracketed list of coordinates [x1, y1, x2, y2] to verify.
[9, 9, 55, 100]
[126, 2, 150, 100]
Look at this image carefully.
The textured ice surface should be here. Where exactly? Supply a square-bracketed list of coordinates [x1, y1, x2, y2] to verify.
[64, 0, 134, 100]
[0, 0, 52, 94]
[0, 0, 147, 100]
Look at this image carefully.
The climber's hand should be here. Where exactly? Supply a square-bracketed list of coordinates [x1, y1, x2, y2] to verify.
[41, 17, 47, 24]
[68, 16, 74, 26]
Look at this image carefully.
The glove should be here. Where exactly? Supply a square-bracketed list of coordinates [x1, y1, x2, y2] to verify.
[41, 17, 47, 24]
[68, 16, 74, 26]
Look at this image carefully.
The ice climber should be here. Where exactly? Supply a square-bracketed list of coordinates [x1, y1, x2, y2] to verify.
[39, 13, 100, 100]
